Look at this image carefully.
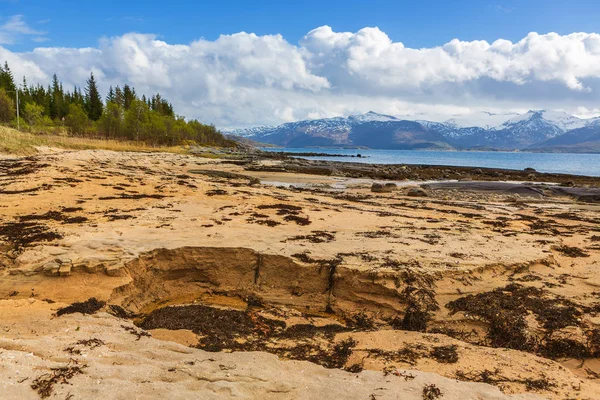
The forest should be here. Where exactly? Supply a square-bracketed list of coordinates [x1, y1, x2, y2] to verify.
[0, 62, 234, 147]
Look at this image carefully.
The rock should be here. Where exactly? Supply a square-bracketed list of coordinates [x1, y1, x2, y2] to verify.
[5, 248, 18, 259]
[524, 167, 537, 172]
[105, 263, 127, 277]
[406, 188, 428, 197]
[371, 183, 396, 193]
[0, 304, 546, 400]
[248, 177, 261, 186]
[83, 263, 105, 274]
[55, 256, 72, 265]
[42, 262, 60, 277]
[58, 264, 72, 277]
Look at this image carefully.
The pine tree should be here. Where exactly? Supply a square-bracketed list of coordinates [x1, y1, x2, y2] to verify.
[106, 86, 115, 104]
[20, 77, 32, 106]
[114, 86, 124, 108]
[84, 72, 103, 121]
[0, 62, 16, 93]
[49, 74, 61, 119]
[123, 84, 136, 110]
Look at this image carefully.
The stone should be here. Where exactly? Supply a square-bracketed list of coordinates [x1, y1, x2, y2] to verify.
[55, 256, 72, 265]
[42, 262, 60, 277]
[105, 263, 127, 277]
[58, 264, 72, 277]
[406, 188, 428, 197]
[84, 263, 105, 274]
[371, 183, 396, 193]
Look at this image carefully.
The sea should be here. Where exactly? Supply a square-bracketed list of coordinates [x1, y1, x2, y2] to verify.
[261, 148, 600, 177]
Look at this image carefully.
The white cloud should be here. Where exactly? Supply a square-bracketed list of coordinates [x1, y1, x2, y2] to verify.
[0, 15, 47, 45]
[2, 26, 600, 128]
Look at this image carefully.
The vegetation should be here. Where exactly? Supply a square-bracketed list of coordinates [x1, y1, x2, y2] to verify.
[0, 125, 188, 155]
[0, 61, 235, 148]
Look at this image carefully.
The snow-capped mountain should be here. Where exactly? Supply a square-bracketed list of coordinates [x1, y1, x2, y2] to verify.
[227, 125, 276, 138]
[444, 111, 521, 130]
[499, 110, 587, 131]
[348, 111, 400, 123]
[226, 110, 600, 152]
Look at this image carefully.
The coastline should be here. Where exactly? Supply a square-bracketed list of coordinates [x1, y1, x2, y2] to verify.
[244, 151, 600, 189]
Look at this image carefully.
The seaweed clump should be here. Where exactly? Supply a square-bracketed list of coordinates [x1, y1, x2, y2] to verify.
[446, 283, 600, 359]
[0, 222, 62, 248]
[430, 345, 459, 364]
[552, 245, 589, 258]
[31, 360, 86, 398]
[56, 298, 105, 316]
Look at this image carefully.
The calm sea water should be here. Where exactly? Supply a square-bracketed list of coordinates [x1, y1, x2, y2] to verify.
[262, 148, 600, 177]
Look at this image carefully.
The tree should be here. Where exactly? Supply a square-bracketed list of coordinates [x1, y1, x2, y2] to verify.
[22, 103, 44, 128]
[84, 72, 103, 121]
[0, 88, 15, 123]
[99, 102, 124, 138]
[65, 103, 90, 134]
[49, 74, 62, 119]
[0, 62, 16, 93]
[106, 86, 115, 104]
[114, 86, 124, 108]
[123, 84, 136, 110]
[125, 99, 149, 141]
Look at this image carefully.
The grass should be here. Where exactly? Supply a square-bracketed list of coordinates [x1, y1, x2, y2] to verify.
[0, 125, 189, 155]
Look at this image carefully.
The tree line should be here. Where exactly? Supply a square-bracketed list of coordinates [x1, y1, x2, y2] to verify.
[0, 62, 234, 147]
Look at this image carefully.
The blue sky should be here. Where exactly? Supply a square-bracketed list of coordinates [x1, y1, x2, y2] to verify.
[2, 0, 600, 128]
[3, 0, 600, 50]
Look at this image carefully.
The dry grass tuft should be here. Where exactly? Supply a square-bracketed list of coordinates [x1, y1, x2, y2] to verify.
[0, 125, 188, 155]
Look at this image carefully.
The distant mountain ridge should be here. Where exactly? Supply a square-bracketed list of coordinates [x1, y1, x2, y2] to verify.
[227, 110, 600, 153]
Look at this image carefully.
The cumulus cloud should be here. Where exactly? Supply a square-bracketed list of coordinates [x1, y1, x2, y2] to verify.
[2, 26, 600, 128]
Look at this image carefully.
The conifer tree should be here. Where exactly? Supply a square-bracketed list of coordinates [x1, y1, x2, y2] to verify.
[106, 86, 115, 104]
[84, 72, 103, 121]
[123, 84, 136, 110]
[0, 62, 16, 93]
[114, 86, 124, 108]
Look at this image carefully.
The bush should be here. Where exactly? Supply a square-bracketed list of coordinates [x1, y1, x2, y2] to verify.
[65, 104, 91, 134]
[0, 88, 15, 123]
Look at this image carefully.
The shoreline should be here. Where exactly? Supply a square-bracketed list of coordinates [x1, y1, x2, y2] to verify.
[248, 148, 600, 179]
[241, 151, 600, 189]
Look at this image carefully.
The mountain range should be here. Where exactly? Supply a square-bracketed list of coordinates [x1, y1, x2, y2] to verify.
[227, 110, 600, 153]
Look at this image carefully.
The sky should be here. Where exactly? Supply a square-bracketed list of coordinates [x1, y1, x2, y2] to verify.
[2, 0, 600, 128]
